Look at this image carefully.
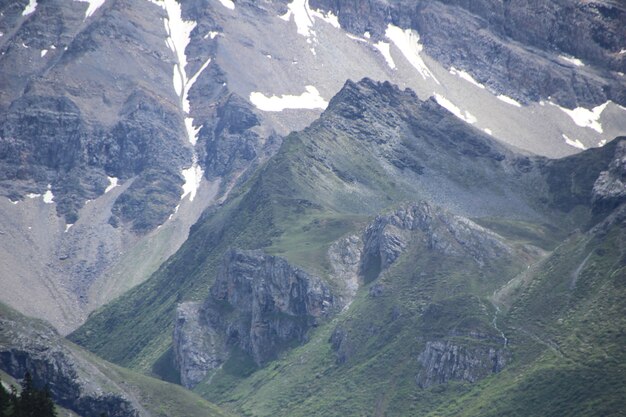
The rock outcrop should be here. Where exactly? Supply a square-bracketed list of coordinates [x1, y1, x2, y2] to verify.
[0, 309, 143, 417]
[360, 202, 512, 282]
[172, 302, 225, 389]
[416, 340, 506, 388]
[592, 138, 626, 213]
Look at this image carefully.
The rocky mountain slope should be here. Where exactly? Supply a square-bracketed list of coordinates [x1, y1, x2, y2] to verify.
[1, 0, 625, 334]
[69, 77, 626, 415]
[0, 302, 231, 417]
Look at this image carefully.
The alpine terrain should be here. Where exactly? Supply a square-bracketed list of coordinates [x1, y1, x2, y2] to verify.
[0, 0, 625, 416]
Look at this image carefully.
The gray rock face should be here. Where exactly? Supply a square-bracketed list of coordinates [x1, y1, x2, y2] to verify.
[310, 0, 626, 108]
[360, 202, 512, 282]
[203, 249, 335, 366]
[173, 302, 225, 389]
[416, 340, 506, 388]
[0, 311, 143, 417]
[593, 139, 626, 212]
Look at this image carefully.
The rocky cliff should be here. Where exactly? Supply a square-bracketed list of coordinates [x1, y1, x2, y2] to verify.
[0, 307, 143, 417]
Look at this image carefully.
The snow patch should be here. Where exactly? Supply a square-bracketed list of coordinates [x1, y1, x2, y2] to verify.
[204, 31, 219, 39]
[598, 139, 607, 147]
[497, 94, 522, 107]
[562, 134, 586, 150]
[65, 224, 74, 232]
[181, 158, 203, 202]
[373, 42, 396, 70]
[385, 24, 439, 84]
[50, 45, 56, 49]
[22, 43, 29, 49]
[105, 176, 118, 193]
[10, 199, 19, 205]
[22, 0, 37, 16]
[217, 0, 235, 10]
[434, 93, 477, 124]
[449, 67, 485, 89]
[619, 49, 626, 55]
[483, 128, 493, 135]
[553, 101, 609, 133]
[43, 184, 54, 204]
[40, 49, 48, 57]
[73, 0, 106, 19]
[26, 193, 41, 199]
[559, 55, 584, 67]
[250, 85, 328, 112]
[364, 31, 371, 39]
[281, 0, 341, 50]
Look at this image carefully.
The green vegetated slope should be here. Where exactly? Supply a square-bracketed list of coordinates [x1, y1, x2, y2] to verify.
[70, 78, 624, 416]
[0, 303, 232, 417]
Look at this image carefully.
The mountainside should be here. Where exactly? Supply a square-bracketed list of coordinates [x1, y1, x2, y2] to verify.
[69, 77, 626, 415]
[1, 1, 626, 416]
[0, 302, 231, 417]
[1, 0, 625, 333]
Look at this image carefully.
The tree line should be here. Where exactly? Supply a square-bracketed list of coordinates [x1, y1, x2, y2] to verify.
[0, 372, 56, 417]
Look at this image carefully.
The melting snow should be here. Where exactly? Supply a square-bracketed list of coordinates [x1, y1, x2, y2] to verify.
[181, 158, 203, 202]
[434, 93, 477, 124]
[73, 0, 106, 19]
[43, 184, 54, 204]
[250, 85, 328, 112]
[385, 24, 439, 84]
[554, 101, 609, 133]
[449, 67, 485, 89]
[22, 0, 37, 16]
[562, 134, 586, 150]
[105, 176, 119, 193]
[497, 95, 522, 107]
[217, 0, 235, 10]
[40, 49, 48, 57]
[281, 0, 341, 50]
[559, 55, 584, 67]
[374, 41, 396, 70]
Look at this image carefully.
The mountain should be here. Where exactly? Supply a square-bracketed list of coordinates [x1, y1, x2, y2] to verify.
[1, 0, 626, 416]
[69, 78, 626, 415]
[1, 0, 625, 334]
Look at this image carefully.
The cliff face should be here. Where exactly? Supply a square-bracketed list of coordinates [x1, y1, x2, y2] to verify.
[416, 340, 506, 388]
[205, 249, 335, 365]
[310, 0, 626, 108]
[0, 309, 143, 417]
[592, 138, 626, 213]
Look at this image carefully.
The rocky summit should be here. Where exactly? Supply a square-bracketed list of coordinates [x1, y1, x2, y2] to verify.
[1, 1, 626, 416]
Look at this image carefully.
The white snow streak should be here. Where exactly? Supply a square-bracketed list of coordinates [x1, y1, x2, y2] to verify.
[43, 184, 54, 204]
[598, 139, 607, 147]
[250, 85, 327, 112]
[65, 224, 74, 232]
[105, 176, 118, 193]
[562, 134, 586, 150]
[22, 0, 37, 16]
[346, 33, 367, 43]
[154, 0, 207, 200]
[449, 67, 485, 89]
[74, 0, 106, 19]
[26, 193, 41, 199]
[40, 49, 47, 57]
[559, 55, 584, 67]
[619, 49, 626, 55]
[374, 41, 396, 69]
[497, 94, 522, 107]
[217, 0, 235, 10]
[554, 101, 609, 133]
[434, 93, 477, 124]
[204, 31, 219, 39]
[484, 128, 493, 135]
[385, 24, 439, 84]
